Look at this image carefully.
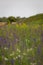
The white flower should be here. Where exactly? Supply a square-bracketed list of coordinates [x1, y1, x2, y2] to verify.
[27, 48, 30, 52]
[30, 62, 36, 65]
[4, 57, 8, 61]
[23, 53, 26, 55]
[13, 56, 18, 60]
[30, 48, 33, 51]
[17, 48, 21, 52]
[18, 55, 21, 57]
[4, 47, 8, 50]
[27, 48, 33, 52]
[10, 51, 14, 56]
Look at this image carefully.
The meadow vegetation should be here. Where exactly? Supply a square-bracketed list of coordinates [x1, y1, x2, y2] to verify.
[0, 13, 43, 65]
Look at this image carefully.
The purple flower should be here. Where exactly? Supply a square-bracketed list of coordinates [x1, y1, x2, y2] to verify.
[3, 39, 7, 43]
[0, 37, 3, 41]
[10, 59, 14, 65]
[37, 46, 41, 54]
[7, 43, 10, 48]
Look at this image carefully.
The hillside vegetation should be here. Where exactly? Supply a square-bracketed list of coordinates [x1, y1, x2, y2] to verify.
[0, 13, 43, 65]
[0, 13, 43, 24]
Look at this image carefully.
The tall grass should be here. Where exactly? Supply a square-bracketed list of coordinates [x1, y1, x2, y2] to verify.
[0, 23, 43, 65]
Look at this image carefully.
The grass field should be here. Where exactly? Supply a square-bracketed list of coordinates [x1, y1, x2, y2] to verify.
[0, 23, 43, 65]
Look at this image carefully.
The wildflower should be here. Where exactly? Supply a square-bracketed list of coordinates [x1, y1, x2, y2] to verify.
[10, 51, 14, 56]
[30, 48, 33, 51]
[37, 46, 41, 54]
[30, 62, 36, 65]
[18, 55, 21, 57]
[4, 47, 8, 50]
[27, 48, 30, 52]
[10, 59, 14, 65]
[23, 52, 26, 55]
[4, 57, 8, 61]
[27, 48, 33, 52]
[17, 48, 21, 52]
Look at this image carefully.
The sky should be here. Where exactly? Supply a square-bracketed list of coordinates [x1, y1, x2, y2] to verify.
[0, 0, 43, 17]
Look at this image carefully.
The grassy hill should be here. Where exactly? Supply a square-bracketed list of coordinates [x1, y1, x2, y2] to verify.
[0, 14, 43, 65]
[23, 13, 43, 24]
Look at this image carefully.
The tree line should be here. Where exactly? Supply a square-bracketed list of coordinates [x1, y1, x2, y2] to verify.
[0, 13, 43, 24]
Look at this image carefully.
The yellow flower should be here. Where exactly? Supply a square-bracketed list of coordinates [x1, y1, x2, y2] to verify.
[16, 24, 19, 27]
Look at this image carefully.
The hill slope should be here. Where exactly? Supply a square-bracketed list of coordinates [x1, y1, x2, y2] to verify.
[24, 13, 43, 24]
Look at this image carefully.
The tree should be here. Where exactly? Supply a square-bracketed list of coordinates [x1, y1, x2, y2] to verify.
[2, 17, 8, 22]
[16, 17, 21, 22]
[0, 17, 8, 22]
[0, 18, 2, 22]
[7, 16, 16, 23]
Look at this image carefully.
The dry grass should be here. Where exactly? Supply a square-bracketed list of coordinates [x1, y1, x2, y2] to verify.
[0, 22, 7, 26]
